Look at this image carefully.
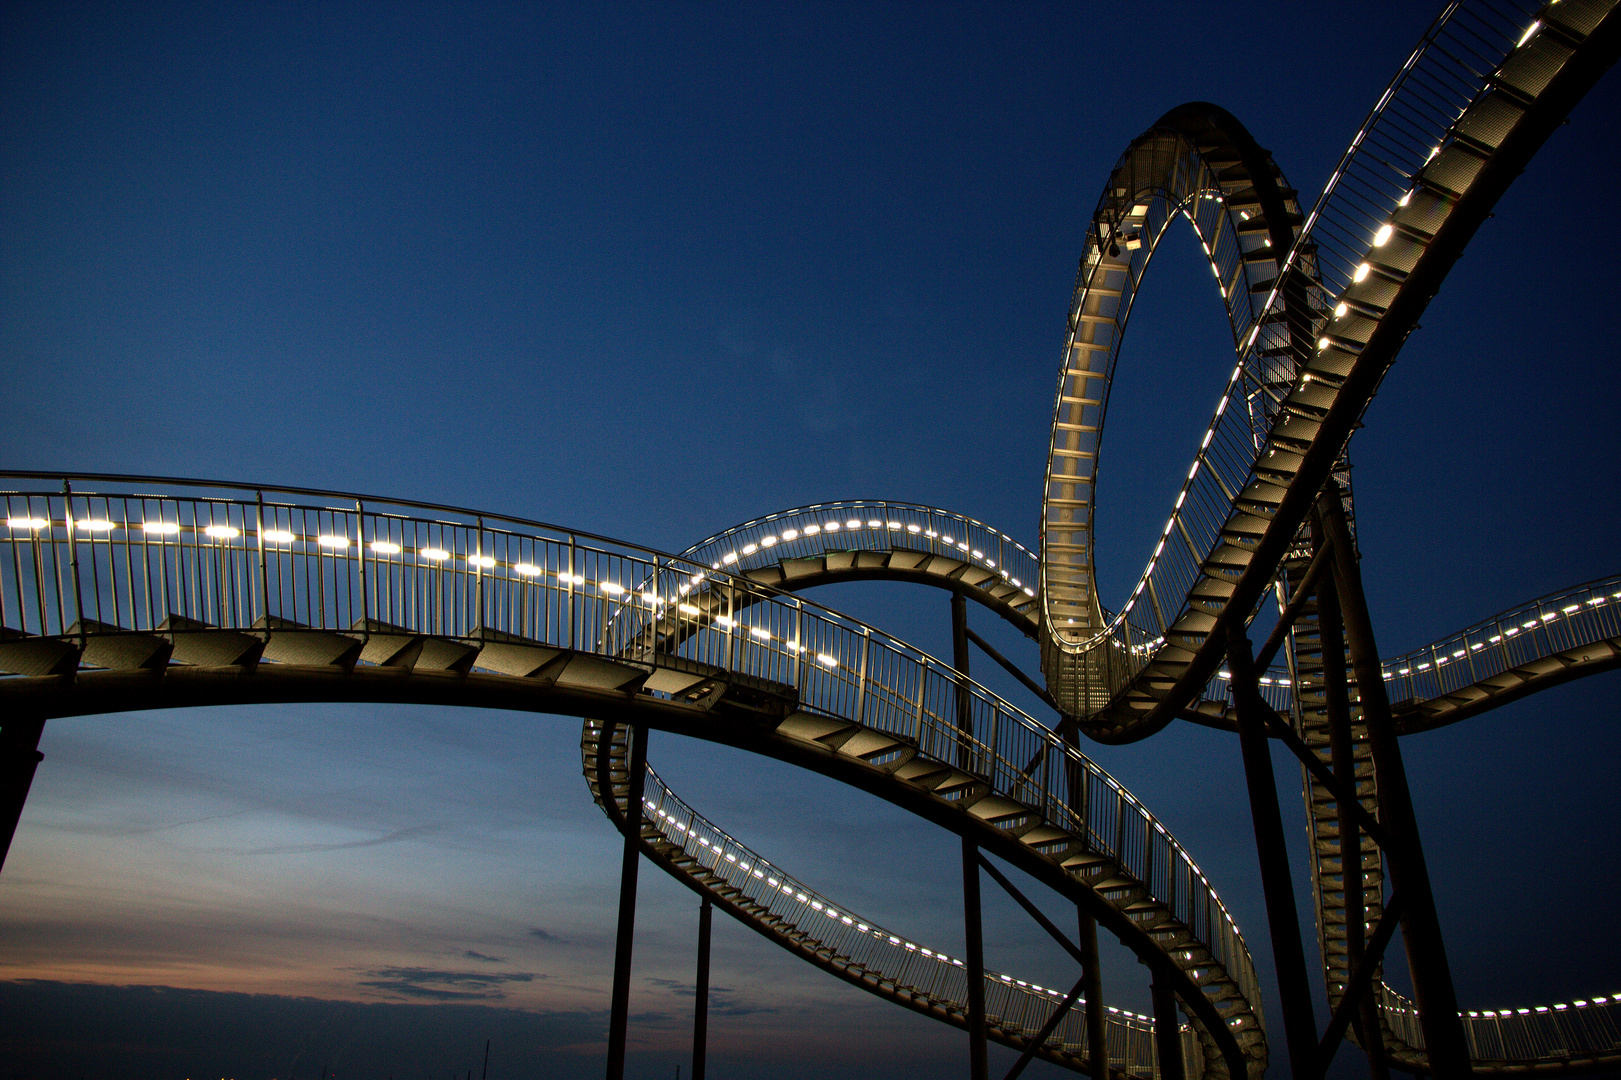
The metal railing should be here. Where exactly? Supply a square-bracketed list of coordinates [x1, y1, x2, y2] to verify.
[0, 472, 1263, 1051]
[1379, 576, 1621, 708]
[1379, 984, 1621, 1066]
[679, 500, 1040, 604]
[582, 719, 1196, 1077]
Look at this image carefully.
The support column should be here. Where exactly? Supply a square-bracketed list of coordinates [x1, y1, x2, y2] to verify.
[1318, 496, 1470, 1079]
[0, 711, 46, 873]
[1228, 625, 1319, 1080]
[1077, 911, 1108, 1080]
[951, 591, 987, 1080]
[951, 590, 973, 770]
[1150, 973, 1186, 1080]
[693, 897, 711, 1080]
[606, 725, 649, 1080]
[963, 834, 989, 1080]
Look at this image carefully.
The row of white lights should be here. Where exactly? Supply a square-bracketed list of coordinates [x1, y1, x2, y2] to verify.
[4, 515, 847, 668]
[1209, 591, 1618, 686]
[1384, 593, 1619, 678]
[709, 517, 1034, 597]
[644, 798, 1163, 1026]
[1467, 991, 1616, 1018]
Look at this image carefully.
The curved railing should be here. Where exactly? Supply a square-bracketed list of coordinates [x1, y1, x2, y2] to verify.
[580, 719, 1200, 1077]
[1381, 985, 1621, 1072]
[1052, 0, 1618, 743]
[680, 500, 1039, 598]
[1379, 575, 1621, 723]
[0, 472, 1263, 1074]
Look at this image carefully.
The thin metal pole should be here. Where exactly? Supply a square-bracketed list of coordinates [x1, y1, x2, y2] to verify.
[962, 833, 989, 1080]
[606, 725, 649, 1080]
[1150, 973, 1186, 1080]
[1228, 624, 1319, 1080]
[1318, 492, 1470, 1079]
[693, 897, 711, 1080]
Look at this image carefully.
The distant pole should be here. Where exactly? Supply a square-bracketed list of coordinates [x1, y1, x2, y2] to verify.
[482, 1039, 490, 1080]
[607, 724, 650, 1080]
[693, 897, 712, 1080]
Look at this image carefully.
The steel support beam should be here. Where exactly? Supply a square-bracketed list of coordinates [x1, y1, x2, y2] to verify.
[1078, 911, 1108, 1080]
[953, 590, 974, 770]
[1229, 624, 1319, 1080]
[963, 833, 989, 1080]
[606, 724, 649, 1080]
[0, 711, 45, 873]
[952, 591, 988, 1080]
[1151, 973, 1186, 1080]
[965, 625, 1059, 711]
[1004, 972, 1089, 1080]
[693, 897, 712, 1080]
[1318, 492, 1471, 1079]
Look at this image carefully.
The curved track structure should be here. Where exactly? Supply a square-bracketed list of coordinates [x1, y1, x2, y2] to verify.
[580, 719, 1197, 1075]
[1026, 0, 1620, 1073]
[3, 2, 1619, 1076]
[0, 475, 1266, 1078]
[1040, 0, 1621, 746]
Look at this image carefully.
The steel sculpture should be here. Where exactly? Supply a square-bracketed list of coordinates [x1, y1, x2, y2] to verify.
[2, 0, 1618, 1077]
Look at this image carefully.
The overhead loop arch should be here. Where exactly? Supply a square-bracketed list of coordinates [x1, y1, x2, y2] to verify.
[1039, 103, 1312, 723]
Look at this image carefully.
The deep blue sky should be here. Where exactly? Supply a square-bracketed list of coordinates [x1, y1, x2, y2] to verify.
[2, 2, 1617, 1078]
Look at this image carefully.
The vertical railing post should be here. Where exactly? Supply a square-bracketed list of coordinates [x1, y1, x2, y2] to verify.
[356, 500, 369, 637]
[63, 481, 84, 642]
[566, 536, 577, 651]
[792, 601, 803, 693]
[253, 492, 267, 627]
[853, 628, 869, 727]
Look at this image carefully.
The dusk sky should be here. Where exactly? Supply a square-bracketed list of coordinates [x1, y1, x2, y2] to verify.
[2, 2, 1617, 1078]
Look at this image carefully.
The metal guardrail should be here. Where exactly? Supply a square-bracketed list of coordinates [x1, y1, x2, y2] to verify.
[1379, 576, 1621, 707]
[1379, 984, 1621, 1066]
[581, 719, 1198, 1077]
[679, 500, 1040, 602]
[0, 473, 1263, 1059]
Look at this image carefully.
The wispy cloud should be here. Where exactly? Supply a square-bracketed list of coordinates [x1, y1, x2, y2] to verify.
[207, 823, 442, 855]
[463, 950, 505, 963]
[644, 976, 777, 1017]
[528, 927, 562, 943]
[355, 965, 542, 1002]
